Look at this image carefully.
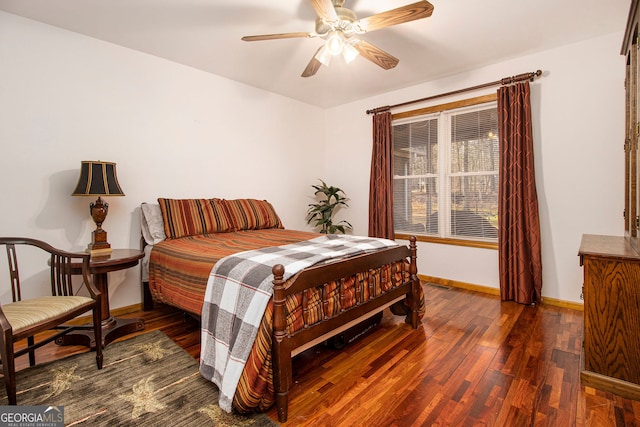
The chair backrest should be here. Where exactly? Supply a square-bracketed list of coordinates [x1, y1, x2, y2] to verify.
[0, 237, 92, 302]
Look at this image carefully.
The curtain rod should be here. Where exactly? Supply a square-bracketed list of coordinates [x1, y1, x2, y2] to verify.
[366, 69, 542, 115]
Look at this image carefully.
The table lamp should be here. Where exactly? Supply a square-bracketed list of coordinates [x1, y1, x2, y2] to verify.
[71, 161, 125, 255]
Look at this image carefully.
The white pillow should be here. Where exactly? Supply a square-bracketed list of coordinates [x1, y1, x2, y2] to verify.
[141, 202, 166, 245]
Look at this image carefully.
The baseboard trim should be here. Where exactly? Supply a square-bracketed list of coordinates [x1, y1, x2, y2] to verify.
[66, 303, 143, 325]
[419, 274, 584, 312]
[111, 304, 143, 317]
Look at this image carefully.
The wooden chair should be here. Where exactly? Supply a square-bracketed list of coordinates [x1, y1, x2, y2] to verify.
[0, 237, 103, 404]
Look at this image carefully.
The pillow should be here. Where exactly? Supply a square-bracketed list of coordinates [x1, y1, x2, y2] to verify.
[157, 198, 234, 239]
[204, 198, 235, 234]
[222, 199, 283, 231]
[140, 202, 166, 245]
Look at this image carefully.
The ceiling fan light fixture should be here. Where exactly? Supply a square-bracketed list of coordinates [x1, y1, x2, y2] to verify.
[315, 45, 332, 67]
[325, 30, 345, 56]
[241, 0, 435, 78]
[342, 42, 359, 64]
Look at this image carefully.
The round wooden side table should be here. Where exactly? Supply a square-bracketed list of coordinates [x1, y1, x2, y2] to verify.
[59, 249, 145, 348]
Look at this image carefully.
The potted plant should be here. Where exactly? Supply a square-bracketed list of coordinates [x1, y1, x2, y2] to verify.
[306, 179, 353, 234]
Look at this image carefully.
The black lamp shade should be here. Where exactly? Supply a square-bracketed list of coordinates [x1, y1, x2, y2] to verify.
[72, 161, 124, 196]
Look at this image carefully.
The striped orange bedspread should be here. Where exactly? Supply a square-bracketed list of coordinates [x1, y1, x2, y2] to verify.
[148, 228, 320, 316]
[148, 228, 424, 413]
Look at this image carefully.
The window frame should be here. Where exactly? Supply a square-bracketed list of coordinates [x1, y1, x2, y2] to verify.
[392, 93, 499, 249]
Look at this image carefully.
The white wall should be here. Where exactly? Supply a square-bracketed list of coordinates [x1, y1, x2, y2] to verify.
[324, 32, 626, 303]
[0, 10, 626, 308]
[0, 12, 326, 309]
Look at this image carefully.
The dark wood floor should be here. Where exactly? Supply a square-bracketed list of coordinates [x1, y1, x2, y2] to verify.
[13, 284, 640, 426]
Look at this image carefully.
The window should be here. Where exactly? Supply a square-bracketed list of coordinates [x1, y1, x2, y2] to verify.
[393, 97, 499, 243]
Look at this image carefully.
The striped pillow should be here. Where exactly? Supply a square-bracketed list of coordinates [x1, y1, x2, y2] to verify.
[222, 199, 283, 231]
[158, 198, 234, 239]
[203, 198, 235, 233]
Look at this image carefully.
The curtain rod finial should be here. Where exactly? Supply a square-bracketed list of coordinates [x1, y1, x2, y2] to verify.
[531, 69, 542, 80]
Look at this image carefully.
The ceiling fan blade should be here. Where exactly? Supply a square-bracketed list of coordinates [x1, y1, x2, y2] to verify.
[302, 47, 324, 78]
[310, 0, 338, 21]
[242, 32, 312, 42]
[353, 40, 399, 70]
[355, 1, 434, 33]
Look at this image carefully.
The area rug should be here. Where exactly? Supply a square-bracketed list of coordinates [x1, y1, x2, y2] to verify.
[0, 330, 278, 426]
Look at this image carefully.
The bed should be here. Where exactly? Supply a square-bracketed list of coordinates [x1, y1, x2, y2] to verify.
[140, 198, 424, 422]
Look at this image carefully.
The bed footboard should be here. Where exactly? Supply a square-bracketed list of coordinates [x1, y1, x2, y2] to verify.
[271, 236, 420, 422]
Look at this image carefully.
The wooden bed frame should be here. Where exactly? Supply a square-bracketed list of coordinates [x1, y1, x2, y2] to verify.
[142, 236, 420, 423]
[270, 236, 420, 422]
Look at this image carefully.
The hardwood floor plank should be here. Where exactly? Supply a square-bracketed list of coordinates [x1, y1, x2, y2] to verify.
[8, 285, 640, 425]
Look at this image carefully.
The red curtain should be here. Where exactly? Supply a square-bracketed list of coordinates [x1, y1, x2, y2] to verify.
[498, 82, 543, 304]
[369, 110, 394, 239]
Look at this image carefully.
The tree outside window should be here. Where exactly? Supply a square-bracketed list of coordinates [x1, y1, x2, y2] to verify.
[393, 102, 499, 243]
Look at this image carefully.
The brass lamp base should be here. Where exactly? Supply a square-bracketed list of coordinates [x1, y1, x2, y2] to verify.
[88, 247, 113, 256]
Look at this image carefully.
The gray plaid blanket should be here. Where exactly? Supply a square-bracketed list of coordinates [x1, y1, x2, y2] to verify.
[198, 234, 398, 412]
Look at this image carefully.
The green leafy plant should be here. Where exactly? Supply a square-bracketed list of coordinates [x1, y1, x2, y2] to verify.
[306, 179, 353, 234]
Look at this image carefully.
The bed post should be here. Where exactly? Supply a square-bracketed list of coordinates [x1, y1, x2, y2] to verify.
[142, 282, 154, 311]
[271, 264, 290, 422]
[409, 236, 420, 329]
[140, 237, 154, 311]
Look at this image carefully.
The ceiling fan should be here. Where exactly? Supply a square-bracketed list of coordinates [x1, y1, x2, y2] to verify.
[241, 0, 434, 77]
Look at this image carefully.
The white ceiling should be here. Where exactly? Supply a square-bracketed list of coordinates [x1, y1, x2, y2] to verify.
[0, 0, 631, 108]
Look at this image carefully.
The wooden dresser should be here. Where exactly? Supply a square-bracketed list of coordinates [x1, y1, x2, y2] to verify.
[579, 0, 640, 401]
[579, 234, 640, 400]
